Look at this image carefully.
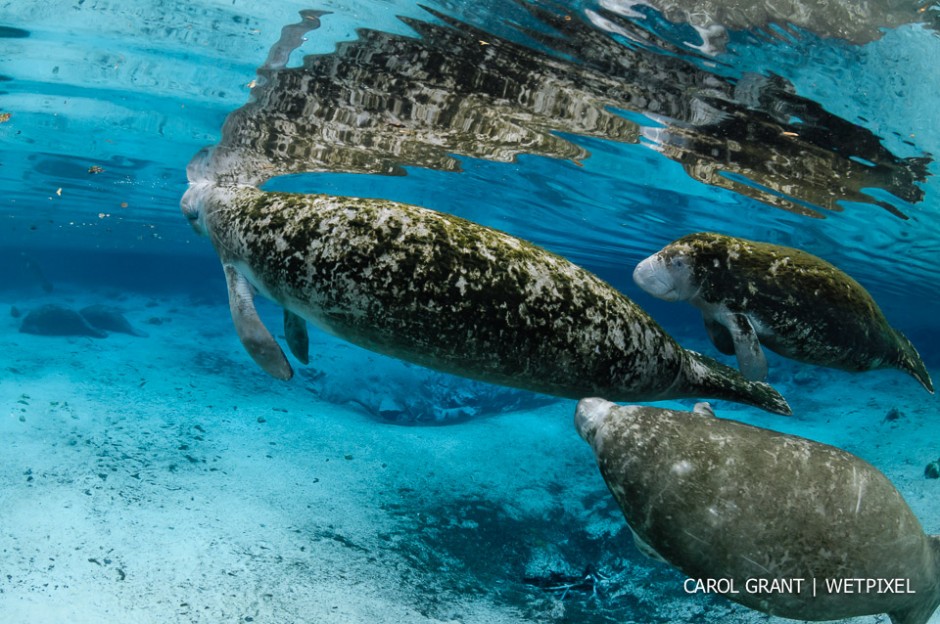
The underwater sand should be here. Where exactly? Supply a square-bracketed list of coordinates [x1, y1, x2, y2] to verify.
[1, 283, 937, 624]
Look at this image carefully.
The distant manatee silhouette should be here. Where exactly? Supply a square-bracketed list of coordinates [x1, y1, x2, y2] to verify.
[19, 304, 106, 338]
[80, 305, 149, 337]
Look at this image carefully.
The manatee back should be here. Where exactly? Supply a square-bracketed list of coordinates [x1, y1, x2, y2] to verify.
[207, 188, 690, 400]
[683, 233, 922, 376]
[593, 406, 936, 608]
[688, 234, 882, 327]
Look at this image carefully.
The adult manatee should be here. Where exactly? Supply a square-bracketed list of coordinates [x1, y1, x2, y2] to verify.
[576, 398, 940, 624]
[182, 184, 790, 414]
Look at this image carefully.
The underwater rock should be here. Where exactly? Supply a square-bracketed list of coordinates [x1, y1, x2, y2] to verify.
[926, 461, 940, 480]
[19, 304, 106, 338]
[10, 305, 21, 318]
[79, 304, 148, 337]
[634, 232, 934, 393]
[576, 398, 940, 624]
[884, 407, 904, 423]
[184, 185, 791, 414]
[377, 396, 405, 420]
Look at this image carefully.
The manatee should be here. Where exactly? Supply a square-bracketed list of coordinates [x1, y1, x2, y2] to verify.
[575, 398, 940, 624]
[79, 305, 149, 337]
[633, 232, 933, 392]
[181, 183, 791, 414]
[19, 304, 106, 338]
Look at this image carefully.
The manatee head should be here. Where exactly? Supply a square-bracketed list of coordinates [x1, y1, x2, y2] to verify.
[181, 182, 250, 238]
[633, 243, 699, 302]
[180, 181, 213, 236]
[574, 397, 618, 446]
[181, 146, 227, 236]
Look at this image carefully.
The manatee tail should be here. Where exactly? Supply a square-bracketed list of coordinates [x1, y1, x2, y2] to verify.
[673, 350, 792, 416]
[887, 535, 940, 624]
[891, 329, 934, 394]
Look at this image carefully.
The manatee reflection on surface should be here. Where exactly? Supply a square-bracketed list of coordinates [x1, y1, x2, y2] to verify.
[594, 0, 940, 54]
[190, 0, 931, 220]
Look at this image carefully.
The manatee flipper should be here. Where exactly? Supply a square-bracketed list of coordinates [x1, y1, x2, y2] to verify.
[284, 309, 310, 364]
[675, 350, 791, 415]
[890, 329, 934, 394]
[703, 316, 735, 355]
[726, 312, 768, 381]
[223, 264, 293, 380]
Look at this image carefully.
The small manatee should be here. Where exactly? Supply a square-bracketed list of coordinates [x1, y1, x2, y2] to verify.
[634, 232, 933, 393]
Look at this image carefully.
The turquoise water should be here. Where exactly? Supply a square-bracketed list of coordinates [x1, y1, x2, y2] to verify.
[1, 1, 939, 622]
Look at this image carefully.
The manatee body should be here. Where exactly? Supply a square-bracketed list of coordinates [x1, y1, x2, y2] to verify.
[19, 304, 106, 338]
[633, 232, 933, 392]
[575, 398, 940, 624]
[180, 183, 790, 414]
[80, 305, 148, 337]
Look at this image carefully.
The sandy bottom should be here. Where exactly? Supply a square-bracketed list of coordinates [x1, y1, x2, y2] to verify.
[1, 284, 938, 624]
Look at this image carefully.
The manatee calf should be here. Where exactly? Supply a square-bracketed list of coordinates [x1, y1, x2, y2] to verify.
[575, 398, 940, 624]
[80, 305, 149, 337]
[19, 304, 106, 338]
[633, 232, 933, 392]
[181, 183, 790, 414]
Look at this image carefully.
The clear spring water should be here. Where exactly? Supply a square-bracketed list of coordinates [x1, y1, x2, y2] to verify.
[1, 1, 939, 622]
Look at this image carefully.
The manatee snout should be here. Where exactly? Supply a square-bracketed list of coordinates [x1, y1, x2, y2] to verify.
[180, 182, 216, 236]
[575, 397, 615, 445]
[633, 255, 677, 300]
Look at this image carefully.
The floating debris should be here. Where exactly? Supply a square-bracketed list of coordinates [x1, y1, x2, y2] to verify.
[523, 567, 611, 601]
